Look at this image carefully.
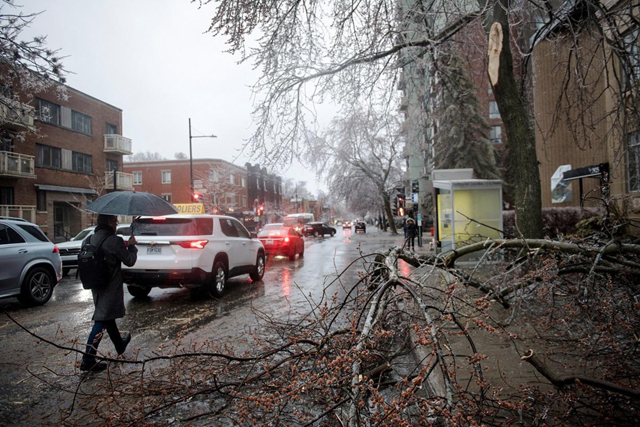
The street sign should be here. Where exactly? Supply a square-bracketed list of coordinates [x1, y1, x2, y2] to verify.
[174, 203, 204, 214]
[412, 193, 418, 203]
[417, 213, 422, 223]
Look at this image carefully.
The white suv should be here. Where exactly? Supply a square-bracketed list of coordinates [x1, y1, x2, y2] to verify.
[122, 215, 265, 298]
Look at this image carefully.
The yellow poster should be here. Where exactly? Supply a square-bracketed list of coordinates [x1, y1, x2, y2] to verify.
[174, 203, 204, 214]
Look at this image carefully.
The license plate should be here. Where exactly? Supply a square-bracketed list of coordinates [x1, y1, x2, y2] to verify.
[147, 246, 162, 255]
[266, 239, 273, 245]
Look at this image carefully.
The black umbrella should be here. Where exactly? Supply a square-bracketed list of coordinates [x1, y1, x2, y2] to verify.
[86, 191, 178, 216]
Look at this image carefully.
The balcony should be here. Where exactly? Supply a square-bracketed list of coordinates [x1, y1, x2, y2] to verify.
[0, 100, 35, 130]
[104, 134, 133, 155]
[0, 151, 36, 178]
[105, 171, 134, 191]
[0, 205, 36, 222]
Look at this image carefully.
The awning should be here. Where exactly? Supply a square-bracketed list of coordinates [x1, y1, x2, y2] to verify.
[35, 184, 98, 195]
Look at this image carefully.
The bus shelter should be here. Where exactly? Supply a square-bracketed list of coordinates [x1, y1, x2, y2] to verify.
[433, 179, 503, 262]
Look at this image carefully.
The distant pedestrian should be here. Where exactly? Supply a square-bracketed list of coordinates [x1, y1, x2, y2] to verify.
[80, 214, 138, 372]
[405, 218, 418, 251]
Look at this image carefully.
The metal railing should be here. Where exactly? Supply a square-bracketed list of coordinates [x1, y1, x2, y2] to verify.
[54, 224, 74, 241]
[0, 205, 36, 222]
[105, 171, 134, 191]
[104, 134, 133, 155]
[0, 151, 36, 178]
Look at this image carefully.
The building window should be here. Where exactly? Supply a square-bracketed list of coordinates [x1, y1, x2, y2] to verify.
[242, 195, 247, 207]
[230, 174, 236, 185]
[226, 193, 236, 205]
[161, 170, 171, 184]
[105, 122, 117, 134]
[35, 144, 61, 169]
[241, 177, 246, 188]
[106, 159, 118, 172]
[71, 110, 92, 135]
[0, 186, 14, 205]
[72, 152, 92, 173]
[37, 190, 46, 212]
[35, 98, 61, 126]
[209, 169, 218, 182]
[256, 178, 261, 190]
[627, 132, 640, 192]
[162, 194, 172, 203]
[489, 101, 500, 119]
[133, 171, 142, 185]
[490, 126, 502, 144]
[622, 30, 640, 88]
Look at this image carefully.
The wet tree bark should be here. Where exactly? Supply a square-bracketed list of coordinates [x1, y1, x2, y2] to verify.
[487, 0, 543, 238]
[383, 195, 398, 234]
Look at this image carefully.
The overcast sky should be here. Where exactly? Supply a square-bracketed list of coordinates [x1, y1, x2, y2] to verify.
[22, 0, 325, 194]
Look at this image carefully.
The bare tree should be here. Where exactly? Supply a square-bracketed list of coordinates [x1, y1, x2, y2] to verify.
[174, 151, 188, 160]
[306, 110, 403, 234]
[194, 161, 245, 213]
[0, 0, 67, 139]
[124, 151, 165, 162]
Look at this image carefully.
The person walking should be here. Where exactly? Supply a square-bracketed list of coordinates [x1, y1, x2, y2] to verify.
[80, 214, 138, 372]
[405, 218, 418, 251]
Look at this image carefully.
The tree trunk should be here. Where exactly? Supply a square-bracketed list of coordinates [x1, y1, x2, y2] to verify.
[383, 196, 398, 234]
[488, 0, 543, 239]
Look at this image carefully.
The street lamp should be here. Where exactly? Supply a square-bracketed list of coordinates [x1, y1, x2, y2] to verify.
[189, 118, 217, 193]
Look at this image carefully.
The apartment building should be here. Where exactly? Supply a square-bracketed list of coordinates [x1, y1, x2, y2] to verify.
[245, 163, 283, 213]
[0, 83, 132, 242]
[124, 159, 249, 213]
[531, 0, 640, 225]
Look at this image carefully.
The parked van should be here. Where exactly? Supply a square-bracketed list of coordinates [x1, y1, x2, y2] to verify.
[283, 213, 315, 230]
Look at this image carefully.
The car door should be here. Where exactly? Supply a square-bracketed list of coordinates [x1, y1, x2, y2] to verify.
[231, 219, 256, 267]
[0, 224, 29, 294]
[218, 217, 243, 270]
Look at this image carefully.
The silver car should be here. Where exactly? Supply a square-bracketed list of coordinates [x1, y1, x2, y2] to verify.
[0, 218, 63, 306]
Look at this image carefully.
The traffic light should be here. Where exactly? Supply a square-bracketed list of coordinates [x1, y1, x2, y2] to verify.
[398, 207, 405, 217]
[257, 204, 265, 216]
[391, 196, 398, 216]
[191, 192, 202, 203]
[411, 180, 419, 194]
[398, 197, 404, 208]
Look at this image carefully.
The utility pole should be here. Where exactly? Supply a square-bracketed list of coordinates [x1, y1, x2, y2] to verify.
[189, 118, 217, 192]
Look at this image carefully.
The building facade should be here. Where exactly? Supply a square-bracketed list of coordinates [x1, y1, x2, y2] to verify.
[124, 159, 249, 214]
[245, 163, 283, 214]
[0, 83, 132, 242]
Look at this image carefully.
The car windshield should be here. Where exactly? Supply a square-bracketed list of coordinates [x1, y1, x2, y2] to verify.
[258, 225, 287, 237]
[72, 229, 93, 241]
[133, 218, 214, 236]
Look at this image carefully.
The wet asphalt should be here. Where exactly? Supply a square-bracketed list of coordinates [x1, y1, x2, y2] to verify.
[0, 227, 407, 425]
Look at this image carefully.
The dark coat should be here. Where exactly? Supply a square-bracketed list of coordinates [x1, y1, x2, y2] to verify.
[89, 226, 138, 321]
[406, 221, 418, 238]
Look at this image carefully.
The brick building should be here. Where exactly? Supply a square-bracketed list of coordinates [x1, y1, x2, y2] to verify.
[245, 163, 283, 214]
[0, 82, 132, 242]
[124, 159, 249, 214]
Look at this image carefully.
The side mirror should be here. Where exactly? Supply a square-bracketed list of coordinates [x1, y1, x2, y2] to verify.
[250, 232, 258, 239]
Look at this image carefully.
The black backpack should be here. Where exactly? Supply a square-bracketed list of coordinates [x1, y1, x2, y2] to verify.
[78, 234, 111, 290]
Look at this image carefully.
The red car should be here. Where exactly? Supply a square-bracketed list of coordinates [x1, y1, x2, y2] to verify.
[258, 224, 305, 260]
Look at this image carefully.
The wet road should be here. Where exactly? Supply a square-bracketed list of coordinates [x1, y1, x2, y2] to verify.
[0, 227, 405, 424]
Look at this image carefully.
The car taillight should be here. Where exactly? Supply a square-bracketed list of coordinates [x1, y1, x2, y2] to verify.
[52, 246, 59, 253]
[284, 237, 290, 243]
[178, 240, 208, 249]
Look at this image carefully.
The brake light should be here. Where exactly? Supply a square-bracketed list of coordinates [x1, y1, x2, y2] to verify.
[52, 246, 59, 253]
[152, 217, 166, 221]
[178, 240, 208, 249]
[284, 237, 290, 243]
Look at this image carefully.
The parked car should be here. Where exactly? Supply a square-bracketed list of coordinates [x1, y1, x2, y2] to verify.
[354, 221, 367, 233]
[303, 222, 336, 237]
[258, 224, 304, 260]
[122, 215, 265, 298]
[58, 224, 131, 276]
[0, 218, 62, 306]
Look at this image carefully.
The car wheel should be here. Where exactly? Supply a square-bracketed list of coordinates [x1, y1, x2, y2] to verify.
[62, 267, 70, 277]
[299, 244, 304, 258]
[206, 262, 227, 297]
[127, 285, 152, 298]
[330, 230, 335, 236]
[314, 231, 319, 237]
[18, 267, 54, 306]
[288, 249, 296, 261]
[250, 253, 266, 281]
